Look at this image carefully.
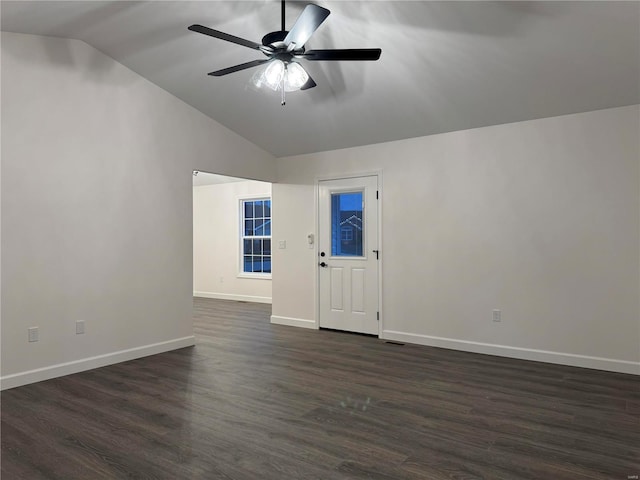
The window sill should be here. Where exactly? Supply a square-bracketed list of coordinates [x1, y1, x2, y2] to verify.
[237, 273, 272, 280]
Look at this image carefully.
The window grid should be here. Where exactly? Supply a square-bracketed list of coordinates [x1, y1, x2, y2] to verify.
[241, 199, 271, 274]
[341, 227, 353, 241]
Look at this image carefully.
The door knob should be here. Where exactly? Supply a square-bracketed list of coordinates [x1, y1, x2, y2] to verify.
[319, 261, 328, 268]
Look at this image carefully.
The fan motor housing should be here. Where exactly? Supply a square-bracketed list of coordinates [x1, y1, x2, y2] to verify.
[262, 30, 288, 47]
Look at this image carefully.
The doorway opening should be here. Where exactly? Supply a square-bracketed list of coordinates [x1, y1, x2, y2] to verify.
[192, 170, 273, 306]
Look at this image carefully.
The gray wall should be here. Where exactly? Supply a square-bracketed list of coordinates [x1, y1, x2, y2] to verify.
[273, 106, 640, 374]
[1, 33, 276, 388]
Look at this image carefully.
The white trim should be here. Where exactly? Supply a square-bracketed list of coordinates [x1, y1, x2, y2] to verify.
[312, 181, 320, 329]
[377, 172, 384, 335]
[237, 193, 272, 200]
[0, 336, 196, 391]
[381, 330, 640, 375]
[194, 291, 272, 304]
[237, 273, 272, 280]
[270, 315, 317, 329]
[315, 170, 384, 182]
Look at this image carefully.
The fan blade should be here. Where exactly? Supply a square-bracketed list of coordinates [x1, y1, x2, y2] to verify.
[300, 75, 317, 90]
[283, 4, 330, 48]
[208, 59, 271, 76]
[303, 49, 382, 61]
[188, 24, 263, 51]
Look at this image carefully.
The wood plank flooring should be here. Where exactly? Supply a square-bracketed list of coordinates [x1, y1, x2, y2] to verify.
[2, 297, 639, 479]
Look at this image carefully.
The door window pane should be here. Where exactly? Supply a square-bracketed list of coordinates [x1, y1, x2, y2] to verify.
[331, 192, 363, 257]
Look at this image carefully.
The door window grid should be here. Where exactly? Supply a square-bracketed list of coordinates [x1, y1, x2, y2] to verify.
[241, 199, 271, 274]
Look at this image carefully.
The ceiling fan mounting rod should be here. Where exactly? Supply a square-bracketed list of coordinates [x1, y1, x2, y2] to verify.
[281, 0, 285, 32]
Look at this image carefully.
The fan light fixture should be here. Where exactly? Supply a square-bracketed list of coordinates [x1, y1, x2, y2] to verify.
[253, 60, 310, 99]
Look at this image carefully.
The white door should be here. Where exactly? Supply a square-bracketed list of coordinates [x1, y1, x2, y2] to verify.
[318, 176, 379, 335]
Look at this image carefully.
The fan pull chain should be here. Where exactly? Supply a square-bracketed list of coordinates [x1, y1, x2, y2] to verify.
[281, 64, 287, 106]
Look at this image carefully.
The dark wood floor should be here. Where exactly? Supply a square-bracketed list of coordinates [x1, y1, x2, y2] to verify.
[2, 298, 639, 479]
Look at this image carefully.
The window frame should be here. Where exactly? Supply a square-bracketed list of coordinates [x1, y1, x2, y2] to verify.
[238, 196, 272, 279]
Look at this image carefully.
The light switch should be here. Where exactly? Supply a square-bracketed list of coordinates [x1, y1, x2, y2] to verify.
[28, 327, 39, 342]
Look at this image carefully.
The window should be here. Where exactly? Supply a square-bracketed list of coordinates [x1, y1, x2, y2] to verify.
[241, 198, 271, 274]
[331, 192, 363, 256]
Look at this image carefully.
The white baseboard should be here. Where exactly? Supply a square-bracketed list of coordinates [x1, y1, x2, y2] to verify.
[194, 291, 272, 304]
[270, 315, 317, 329]
[0, 336, 196, 391]
[382, 330, 639, 375]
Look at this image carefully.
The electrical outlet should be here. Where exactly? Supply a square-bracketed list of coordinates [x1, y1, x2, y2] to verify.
[278, 240, 286, 249]
[28, 327, 39, 342]
[492, 309, 502, 322]
[219, 276, 224, 283]
[76, 320, 85, 335]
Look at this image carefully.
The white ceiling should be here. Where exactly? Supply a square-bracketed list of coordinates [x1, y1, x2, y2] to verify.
[2, 1, 638, 157]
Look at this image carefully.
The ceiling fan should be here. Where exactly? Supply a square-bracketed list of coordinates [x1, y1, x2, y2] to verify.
[188, 0, 381, 105]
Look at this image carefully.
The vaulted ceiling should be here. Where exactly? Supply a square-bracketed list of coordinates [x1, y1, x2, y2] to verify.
[2, 1, 639, 157]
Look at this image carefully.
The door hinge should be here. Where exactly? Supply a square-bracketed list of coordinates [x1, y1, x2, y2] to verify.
[377, 311, 380, 321]
[376, 190, 379, 200]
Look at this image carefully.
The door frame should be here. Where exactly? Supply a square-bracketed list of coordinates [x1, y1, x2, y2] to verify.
[315, 171, 383, 335]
